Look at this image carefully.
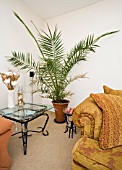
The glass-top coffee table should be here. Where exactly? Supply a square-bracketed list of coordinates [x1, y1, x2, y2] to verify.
[0, 103, 53, 155]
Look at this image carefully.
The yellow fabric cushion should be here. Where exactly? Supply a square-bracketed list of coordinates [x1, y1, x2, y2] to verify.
[72, 136, 122, 170]
[90, 93, 122, 149]
[103, 85, 122, 97]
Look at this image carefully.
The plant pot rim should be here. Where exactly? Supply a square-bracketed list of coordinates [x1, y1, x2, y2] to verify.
[52, 99, 70, 104]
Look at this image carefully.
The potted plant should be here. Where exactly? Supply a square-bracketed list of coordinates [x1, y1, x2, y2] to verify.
[7, 12, 118, 123]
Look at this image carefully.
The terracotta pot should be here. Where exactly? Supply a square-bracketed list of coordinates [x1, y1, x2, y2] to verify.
[52, 100, 70, 123]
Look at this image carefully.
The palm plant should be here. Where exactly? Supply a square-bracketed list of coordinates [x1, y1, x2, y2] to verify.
[7, 12, 118, 103]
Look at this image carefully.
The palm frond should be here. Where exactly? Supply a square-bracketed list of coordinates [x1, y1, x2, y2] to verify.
[7, 52, 36, 70]
[93, 30, 119, 43]
[66, 73, 87, 85]
[63, 31, 119, 79]
[13, 11, 44, 58]
[38, 25, 64, 62]
[64, 91, 74, 98]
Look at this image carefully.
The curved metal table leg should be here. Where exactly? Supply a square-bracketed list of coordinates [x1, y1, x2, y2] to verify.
[37, 112, 49, 136]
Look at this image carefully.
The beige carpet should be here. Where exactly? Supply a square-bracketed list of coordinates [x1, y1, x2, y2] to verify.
[8, 111, 81, 170]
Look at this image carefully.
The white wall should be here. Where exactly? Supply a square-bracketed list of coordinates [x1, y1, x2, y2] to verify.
[46, 0, 122, 107]
[0, 0, 122, 109]
[0, 0, 44, 108]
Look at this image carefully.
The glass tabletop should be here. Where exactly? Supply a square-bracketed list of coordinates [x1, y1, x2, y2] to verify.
[0, 103, 53, 123]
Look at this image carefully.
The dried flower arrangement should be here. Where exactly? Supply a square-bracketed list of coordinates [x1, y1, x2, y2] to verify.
[0, 70, 20, 90]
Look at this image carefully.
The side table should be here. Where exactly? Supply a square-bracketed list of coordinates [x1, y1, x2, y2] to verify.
[0, 103, 52, 155]
[64, 108, 76, 138]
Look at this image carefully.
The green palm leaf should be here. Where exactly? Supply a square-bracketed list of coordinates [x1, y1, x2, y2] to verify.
[7, 52, 36, 70]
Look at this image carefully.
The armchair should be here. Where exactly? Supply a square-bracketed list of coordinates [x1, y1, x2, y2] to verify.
[0, 117, 13, 170]
[72, 86, 122, 170]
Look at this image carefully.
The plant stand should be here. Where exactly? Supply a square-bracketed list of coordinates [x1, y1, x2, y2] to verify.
[64, 112, 76, 138]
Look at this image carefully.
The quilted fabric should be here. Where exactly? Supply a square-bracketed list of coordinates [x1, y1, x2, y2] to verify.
[103, 85, 122, 97]
[90, 93, 122, 149]
[72, 136, 122, 170]
[72, 97, 102, 140]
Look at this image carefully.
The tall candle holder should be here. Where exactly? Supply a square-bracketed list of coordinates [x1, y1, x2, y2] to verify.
[18, 85, 23, 107]
[29, 70, 35, 104]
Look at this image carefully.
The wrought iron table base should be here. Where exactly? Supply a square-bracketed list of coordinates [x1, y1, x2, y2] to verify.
[12, 112, 49, 155]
